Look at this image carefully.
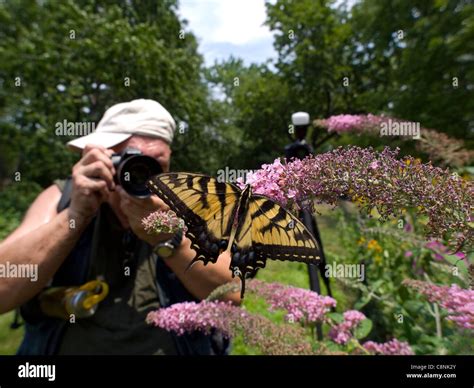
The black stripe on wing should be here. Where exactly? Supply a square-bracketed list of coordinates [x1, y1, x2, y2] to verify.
[249, 195, 321, 264]
[147, 173, 240, 266]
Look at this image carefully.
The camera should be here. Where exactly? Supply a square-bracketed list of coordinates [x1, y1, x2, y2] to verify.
[111, 147, 162, 198]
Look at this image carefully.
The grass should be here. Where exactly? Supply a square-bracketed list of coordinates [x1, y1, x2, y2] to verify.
[0, 311, 24, 354]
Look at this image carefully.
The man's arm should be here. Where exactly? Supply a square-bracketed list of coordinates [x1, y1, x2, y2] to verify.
[0, 145, 116, 313]
[0, 186, 89, 313]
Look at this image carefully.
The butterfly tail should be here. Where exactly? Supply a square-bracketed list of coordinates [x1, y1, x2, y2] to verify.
[239, 273, 246, 299]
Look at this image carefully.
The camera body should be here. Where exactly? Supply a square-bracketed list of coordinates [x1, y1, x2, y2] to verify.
[111, 147, 162, 198]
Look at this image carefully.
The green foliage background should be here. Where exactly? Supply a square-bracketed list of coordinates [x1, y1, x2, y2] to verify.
[0, 0, 472, 354]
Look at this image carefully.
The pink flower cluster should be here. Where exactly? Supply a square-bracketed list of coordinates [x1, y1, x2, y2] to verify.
[142, 209, 187, 235]
[403, 280, 474, 330]
[146, 299, 313, 355]
[147, 280, 417, 355]
[315, 114, 474, 167]
[240, 146, 473, 251]
[363, 339, 414, 355]
[146, 300, 239, 336]
[317, 114, 384, 134]
[237, 158, 293, 205]
[424, 240, 466, 262]
[246, 280, 336, 324]
[329, 310, 366, 345]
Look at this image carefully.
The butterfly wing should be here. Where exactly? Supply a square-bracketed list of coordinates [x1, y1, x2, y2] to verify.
[231, 195, 321, 296]
[147, 173, 241, 265]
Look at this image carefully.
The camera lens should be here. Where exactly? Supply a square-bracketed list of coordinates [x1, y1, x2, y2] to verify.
[117, 155, 162, 197]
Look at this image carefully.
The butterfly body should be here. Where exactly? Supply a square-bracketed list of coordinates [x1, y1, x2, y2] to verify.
[147, 173, 320, 297]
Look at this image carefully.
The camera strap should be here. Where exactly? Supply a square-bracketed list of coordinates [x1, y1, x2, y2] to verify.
[56, 177, 73, 213]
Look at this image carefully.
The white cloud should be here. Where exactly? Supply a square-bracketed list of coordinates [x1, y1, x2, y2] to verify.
[179, 0, 276, 65]
[180, 0, 272, 45]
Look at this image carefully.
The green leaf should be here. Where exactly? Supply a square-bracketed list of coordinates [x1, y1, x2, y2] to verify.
[443, 254, 468, 276]
[398, 286, 410, 302]
[327, 312, 344, 324]
[403, 300, 425, 314]
[354, 294, 372, 310]
[354, 319, 373, 340]
[323, 340, 343, 352]
[370, 279, 384, 291]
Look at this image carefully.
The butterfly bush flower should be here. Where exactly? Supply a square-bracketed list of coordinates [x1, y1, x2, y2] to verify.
[315, 114, 384, 134]
[237, 158, 290, 205]
[240, 146, 473, 251]
[147, 280, 415, 355]
[147, 301, 237, 336]
[425, 240, 449, 261]
[146, 300, 313, 355]
[246, 280, 336, 324]
[403, 280, 474, 330]
[328, 310, 366, 345]
[424, 240, 467, 262]
[142, 209, 187, 235]
[314, 114, 474, 167]
[363, 339, 414, 355]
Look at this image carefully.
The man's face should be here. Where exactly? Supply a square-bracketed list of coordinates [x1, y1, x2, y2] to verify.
[112, 135, 171, 172]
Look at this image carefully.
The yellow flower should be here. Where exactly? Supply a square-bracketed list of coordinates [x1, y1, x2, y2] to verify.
[357, 237, 366, 245]
[353, 194, 368, 206]
[367, 239, 382, 253]
[374, 254, 383, 265]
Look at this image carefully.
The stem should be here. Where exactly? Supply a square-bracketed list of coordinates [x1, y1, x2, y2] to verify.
[433, 302, 443, 339]
[423, 273, 443, 339]
[351, 338, 371, 355]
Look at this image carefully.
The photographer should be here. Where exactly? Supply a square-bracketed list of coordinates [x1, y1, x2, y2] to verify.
[0, 99, 239, 355]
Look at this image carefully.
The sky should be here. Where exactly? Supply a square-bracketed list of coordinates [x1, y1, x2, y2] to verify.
[178, 0, 278, 67]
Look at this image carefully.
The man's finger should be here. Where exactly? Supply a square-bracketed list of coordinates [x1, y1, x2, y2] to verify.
[80, 147, 115, 172]
[79, 161, 115, 190]
[76, 175, 108, 192]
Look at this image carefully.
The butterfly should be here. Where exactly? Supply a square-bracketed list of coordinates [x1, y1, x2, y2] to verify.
[147, 173, 321, 298]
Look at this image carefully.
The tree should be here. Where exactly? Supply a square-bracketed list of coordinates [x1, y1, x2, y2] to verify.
[206, 57, 293, 169]
[348, 0, 474, 140]
[0, 0, 215, 186]
[265, 0, 354, 117]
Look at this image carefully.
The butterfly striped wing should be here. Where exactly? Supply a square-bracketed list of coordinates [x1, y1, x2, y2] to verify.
[231, 195, 321, 292]
[147, 173, 240, 265]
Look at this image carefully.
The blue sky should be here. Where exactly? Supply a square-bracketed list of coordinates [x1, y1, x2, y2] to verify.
[178, 0, 278, 66]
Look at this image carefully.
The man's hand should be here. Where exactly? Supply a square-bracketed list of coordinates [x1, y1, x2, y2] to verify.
[69, 145, 116, 224]
[117, 186, 172, 245]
